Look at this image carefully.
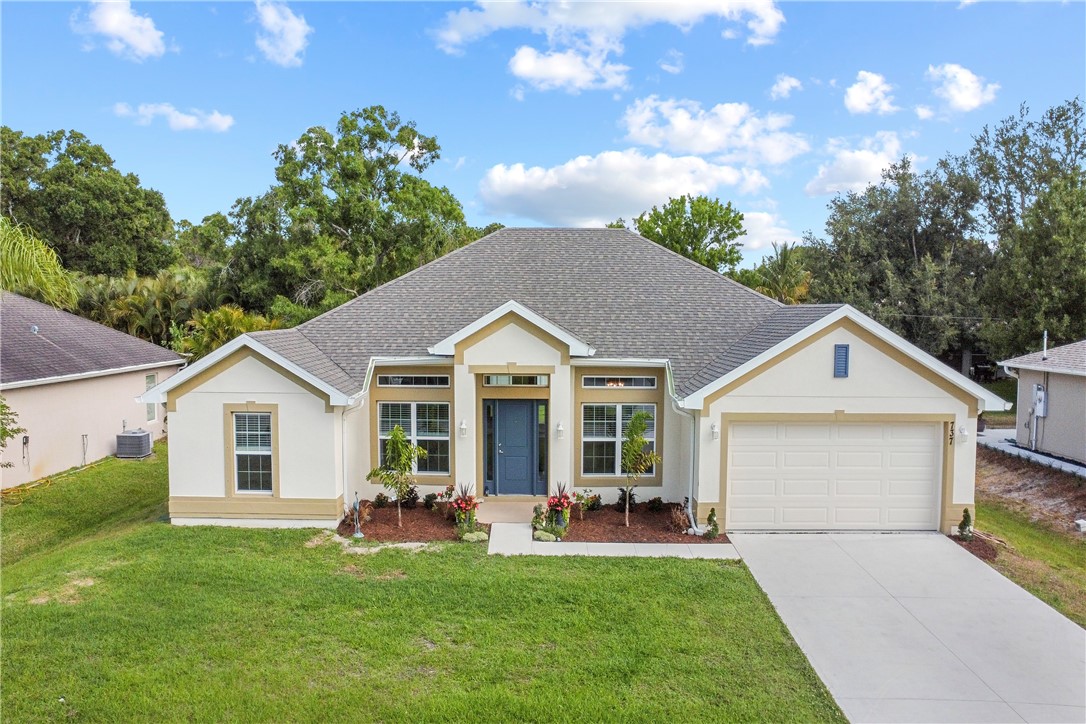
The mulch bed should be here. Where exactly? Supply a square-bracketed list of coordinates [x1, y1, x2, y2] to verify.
[335, 504, 462, 542]
[561, 504, 727, 544]
[949, 534, 998, 562]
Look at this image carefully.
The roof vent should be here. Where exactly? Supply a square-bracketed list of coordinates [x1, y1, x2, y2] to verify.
[116, 429, 152, 459]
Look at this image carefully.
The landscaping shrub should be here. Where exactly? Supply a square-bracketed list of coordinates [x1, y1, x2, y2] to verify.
[958, 507, 974, 541]
[616, 487, 636, 512]
[703, 508, 720, 540]
[401, 485, 420, 509]
[646, 496, 665, 512]
[373, 493, 390, 509]
[423, 492, 438, 510]
[669, 503, 690, 533]
[585, 493, 603, 512]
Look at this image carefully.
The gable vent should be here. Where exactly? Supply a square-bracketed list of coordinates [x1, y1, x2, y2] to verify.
[834, 344, 850, 378]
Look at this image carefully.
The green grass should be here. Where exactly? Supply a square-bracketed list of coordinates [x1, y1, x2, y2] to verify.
[977, 499, 1086, 627]
[1, 445, 844, 722]
[982, 379, 1017, 427]
[1, 440, 169, 566]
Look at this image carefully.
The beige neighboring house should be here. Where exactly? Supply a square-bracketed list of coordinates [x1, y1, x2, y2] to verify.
[1000, 340, 1086, 464]
[0, 292, 184, 488]
[143, 229, 1008, 532]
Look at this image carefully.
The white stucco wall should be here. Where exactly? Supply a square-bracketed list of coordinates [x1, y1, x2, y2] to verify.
[169, 355, 341, 501]
[1, 364, 180, 488]
[697, 326, 977, 519]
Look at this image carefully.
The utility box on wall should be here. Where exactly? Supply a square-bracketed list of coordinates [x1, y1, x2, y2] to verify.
[1033, 384, 1047, 418]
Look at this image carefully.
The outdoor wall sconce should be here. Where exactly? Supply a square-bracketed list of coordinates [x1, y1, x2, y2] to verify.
[958, 424, 969, 441]
[711, 422, 720, 440]
[556, 422, 565, 439]
[459, 420, 468, 437]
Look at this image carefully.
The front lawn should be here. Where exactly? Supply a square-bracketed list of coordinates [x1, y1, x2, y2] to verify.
[1, 447, 843, 722]
[981, 378, 1017, 427]
[976, 499, 1086, 627]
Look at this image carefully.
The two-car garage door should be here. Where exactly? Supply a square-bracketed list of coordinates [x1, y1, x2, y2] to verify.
[726, 421, 942, 531]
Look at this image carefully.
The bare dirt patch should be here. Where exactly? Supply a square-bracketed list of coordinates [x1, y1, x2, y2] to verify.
[976, 448, 1086, 532]
[28, 576, 95, 605]
[562, 504, 727, 544]
[340, 564, 407, 581]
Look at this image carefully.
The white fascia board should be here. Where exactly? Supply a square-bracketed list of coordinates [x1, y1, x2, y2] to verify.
[998, 361, 1085, 378]
[571, 358, 670, 368]
[682, 305, 1012, 413]
[139, 336, 350, 406]
[0, 359, 184, 391]
[427, 300, 595, 357]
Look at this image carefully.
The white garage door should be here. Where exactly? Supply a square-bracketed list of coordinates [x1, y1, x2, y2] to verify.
[726, 422, 942, 531]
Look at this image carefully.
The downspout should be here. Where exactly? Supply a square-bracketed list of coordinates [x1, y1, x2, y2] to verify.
[664, 362, 703, 535]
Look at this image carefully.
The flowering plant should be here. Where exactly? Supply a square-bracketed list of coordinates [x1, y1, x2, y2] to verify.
[451, 482, 479, 527]
[547, 493, 573, 514]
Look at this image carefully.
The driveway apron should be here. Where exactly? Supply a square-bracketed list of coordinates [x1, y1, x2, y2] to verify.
[731, 533, 1086, 724]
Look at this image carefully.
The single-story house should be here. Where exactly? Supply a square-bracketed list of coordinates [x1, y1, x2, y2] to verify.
[143, 228, 1008, 531]
[0, 291, 184, 488]
[1000, 340, 1086, 464]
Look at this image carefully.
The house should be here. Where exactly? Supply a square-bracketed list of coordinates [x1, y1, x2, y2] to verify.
[142, 228, 1007, 531]
[1000, 340, 1086, 464]
[0, 291, 184, 488]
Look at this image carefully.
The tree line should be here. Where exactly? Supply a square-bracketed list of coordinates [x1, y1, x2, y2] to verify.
[2, 99, 1083, 370]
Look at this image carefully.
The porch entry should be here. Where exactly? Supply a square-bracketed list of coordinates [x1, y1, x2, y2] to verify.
[483, 399, 547, 496]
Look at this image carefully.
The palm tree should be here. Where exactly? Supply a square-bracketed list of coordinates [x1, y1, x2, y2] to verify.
[174, 305, 281, 360]
[755, 242, 812, 305]
[0, 217, 77, 308]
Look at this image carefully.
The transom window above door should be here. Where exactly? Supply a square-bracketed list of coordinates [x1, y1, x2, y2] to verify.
[581, 376, 657, 389]
[482, 375, 548, 387]
[377, 402, 450, 475]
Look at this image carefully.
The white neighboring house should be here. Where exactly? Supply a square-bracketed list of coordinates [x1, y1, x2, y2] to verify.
[143, 229, 1009, 531]
[1000, 340, 1086, 464]
[1, 292, 184, 488]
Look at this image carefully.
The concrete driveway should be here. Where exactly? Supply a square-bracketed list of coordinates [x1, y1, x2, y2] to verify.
[731, 533, 1086, 723]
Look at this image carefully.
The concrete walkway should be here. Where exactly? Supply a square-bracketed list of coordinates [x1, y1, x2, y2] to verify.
[732, 532, 1086, 724]
[978, 428, 1086, 479]
[487, 522, 740, 559]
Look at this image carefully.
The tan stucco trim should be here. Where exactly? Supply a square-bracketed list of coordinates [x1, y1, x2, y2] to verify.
[700, 318, 978, 416]
[223, 403, 280, 498]
[369, 366, 455, 484]
[572, 366, 665, 488]
[715, 412, 956, 531]
[167, 347, 335, 413]
[468, 364, 556, 375]
[169, 494, 343, 519]
[453, 314, 571, 365]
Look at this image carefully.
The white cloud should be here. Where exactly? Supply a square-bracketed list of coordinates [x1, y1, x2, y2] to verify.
[509, 45, 628, 92]
[844, 71, 899, 115]
[915, 105, 934, 120]
[623, 96, 809, 165]
[769, 74, 802, 100]
[926, 63, 999, 112]
[658, 49, 684, 75]
[71, 0, 167, 61]
[805, 131, 903, 196]
[742, 210, 797, 250]
[480, 148, 767, 226]
[114, 102, 235, 132]
[254, 0, 313, 67]
[434, 1, 783, 95]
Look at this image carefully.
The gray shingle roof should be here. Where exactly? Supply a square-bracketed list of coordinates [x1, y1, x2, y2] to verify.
[1000, 340, 1086, 376]
[247, 228, 840, 398]
[1, 291, 183, 386]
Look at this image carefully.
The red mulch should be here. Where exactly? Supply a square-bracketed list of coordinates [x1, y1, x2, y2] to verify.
[562, 504, 727, 544]
[336, 504, 461, 542]
[950, 534, 998, 562]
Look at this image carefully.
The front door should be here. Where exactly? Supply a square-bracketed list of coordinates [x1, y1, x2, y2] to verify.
[496, 400, 534, 495]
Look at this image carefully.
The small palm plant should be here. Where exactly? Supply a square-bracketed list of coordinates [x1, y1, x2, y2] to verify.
[620, 410, 662, 527]
[366, 425, 426, 529]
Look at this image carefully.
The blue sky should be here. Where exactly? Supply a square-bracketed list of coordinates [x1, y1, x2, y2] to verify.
[3, 1, 1083, 266]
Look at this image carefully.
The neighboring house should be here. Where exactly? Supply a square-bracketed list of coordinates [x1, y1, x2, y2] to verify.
[1000, 340, 1086, 464]
[143, 229, 1007, 531]
[0, 291, 184, 488]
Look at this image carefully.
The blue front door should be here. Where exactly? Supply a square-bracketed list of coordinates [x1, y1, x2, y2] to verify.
[494, 400, 539, 495]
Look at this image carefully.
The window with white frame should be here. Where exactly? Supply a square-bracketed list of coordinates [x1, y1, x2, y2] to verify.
[145, 373, 157, 422]
[377, 375, 450, 387]
[581, 376, 656, 389]
[234, 412, 273, 492]
[581, 403, 656, 476]
[378, 402, 450, 475]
